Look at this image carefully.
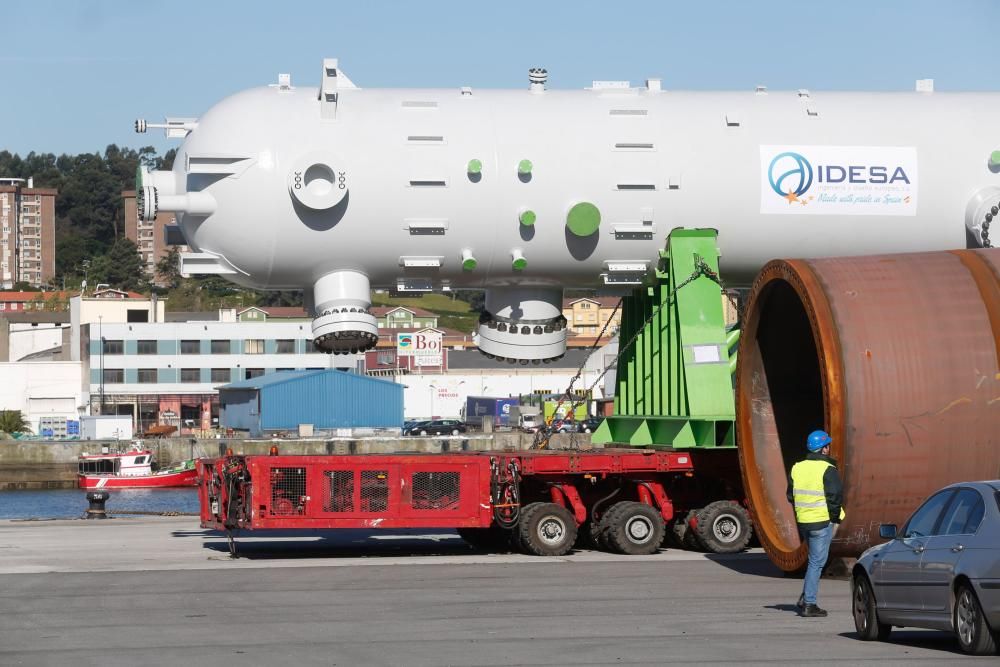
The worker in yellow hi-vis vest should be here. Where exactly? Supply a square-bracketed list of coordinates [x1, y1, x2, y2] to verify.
[787, 429, 845, 618]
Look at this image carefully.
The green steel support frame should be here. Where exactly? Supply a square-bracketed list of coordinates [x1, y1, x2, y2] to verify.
[590, 228, 737, 448]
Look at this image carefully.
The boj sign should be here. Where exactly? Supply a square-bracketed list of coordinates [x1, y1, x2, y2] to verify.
[760, 145, 918, 216]
[397, 330, 443, 366]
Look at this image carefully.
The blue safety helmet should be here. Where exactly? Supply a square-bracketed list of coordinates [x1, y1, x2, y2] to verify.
[806, 430, 832, 452]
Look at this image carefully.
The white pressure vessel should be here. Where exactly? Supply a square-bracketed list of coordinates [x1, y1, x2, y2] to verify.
[136, 59, 1000, 359]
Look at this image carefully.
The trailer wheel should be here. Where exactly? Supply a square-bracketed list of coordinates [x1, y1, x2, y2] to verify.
[517, 502, 578, 556]
[603, 501, 665, 555]
[669, 509, 701, 550]
[693, 501, 752, 554]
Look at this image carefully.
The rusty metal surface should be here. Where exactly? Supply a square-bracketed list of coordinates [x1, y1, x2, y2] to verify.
[737, 248, 1000, 571]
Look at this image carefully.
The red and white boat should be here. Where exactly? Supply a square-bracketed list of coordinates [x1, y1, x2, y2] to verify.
[78, 443, 198, 489]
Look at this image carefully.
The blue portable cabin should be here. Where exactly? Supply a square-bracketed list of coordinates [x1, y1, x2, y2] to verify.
[219, 370, 403, 437]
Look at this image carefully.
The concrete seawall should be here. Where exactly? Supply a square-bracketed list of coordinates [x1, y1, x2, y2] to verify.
[0, 433, 596, 489]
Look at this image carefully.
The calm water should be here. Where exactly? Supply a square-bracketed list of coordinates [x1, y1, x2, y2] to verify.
[0, 488, 199, 520]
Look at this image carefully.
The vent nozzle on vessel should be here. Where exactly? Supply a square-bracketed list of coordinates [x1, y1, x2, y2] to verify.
[529, 68, 548, 92]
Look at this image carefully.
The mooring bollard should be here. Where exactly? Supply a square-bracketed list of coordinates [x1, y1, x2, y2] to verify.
[85, 490, 110, 519]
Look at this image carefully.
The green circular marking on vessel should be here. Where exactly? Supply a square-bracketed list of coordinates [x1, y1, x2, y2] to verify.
[512, 257, 528, 271]
[467, 159, 482, 174]
[518, 159, 533, 175]
[519, 210, 537, 226]
[991, 151, 1000, 168]
[462, 257, 478, 271]
[566, 202, 601, 236]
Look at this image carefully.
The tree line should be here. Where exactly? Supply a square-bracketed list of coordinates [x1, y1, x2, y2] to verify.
[0, 145, 174, 290]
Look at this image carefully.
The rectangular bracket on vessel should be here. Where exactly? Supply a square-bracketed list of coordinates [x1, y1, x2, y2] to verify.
[405, 219, 448, 235]
[612, 223, 655, 240]
[179, 252, 240, 276]
[394, 278, 434, 292]
[399, 256, 444, 268]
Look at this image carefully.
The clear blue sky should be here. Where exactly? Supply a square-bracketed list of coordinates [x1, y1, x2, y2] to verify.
[2, 0, 997, 157]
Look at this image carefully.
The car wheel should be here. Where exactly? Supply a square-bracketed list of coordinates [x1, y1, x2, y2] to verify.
[419, 429, 428, 436]
[602, 501, 665, 555]
[451, 429, 460, 435]
[853, 574, 891, 641]
[516, 502, 577, 556]
[955, 583, 998, 655]
[692, 501, 753, 554]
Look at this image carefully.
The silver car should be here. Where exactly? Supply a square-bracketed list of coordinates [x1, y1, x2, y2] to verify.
[852, 480, 1000, 655]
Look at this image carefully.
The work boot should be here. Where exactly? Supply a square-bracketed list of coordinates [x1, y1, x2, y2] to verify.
[801, 604, 828, 617]
[796, 594, 805, 610]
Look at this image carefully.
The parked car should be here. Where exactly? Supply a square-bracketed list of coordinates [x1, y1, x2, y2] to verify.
[405, 419, 467, 436]
[402, 420, 425, 432]
[852, 480, 1000, 655]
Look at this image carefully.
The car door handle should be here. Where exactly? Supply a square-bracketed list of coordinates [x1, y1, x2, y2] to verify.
[951, 544, 965, 553]
[913, 545, 925, 554]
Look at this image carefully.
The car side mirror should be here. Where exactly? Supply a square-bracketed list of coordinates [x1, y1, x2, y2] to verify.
[878, 524, 897, 540]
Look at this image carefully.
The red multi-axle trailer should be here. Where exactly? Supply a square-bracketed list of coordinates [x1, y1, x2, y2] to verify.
[198, 448, 751, 557]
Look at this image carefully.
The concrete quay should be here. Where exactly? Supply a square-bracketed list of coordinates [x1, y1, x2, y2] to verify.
[0, 517, 984, 666]
[0, 432, 592, 488]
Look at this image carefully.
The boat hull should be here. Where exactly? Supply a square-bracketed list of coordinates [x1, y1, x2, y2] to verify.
[78, 468, 198, 490]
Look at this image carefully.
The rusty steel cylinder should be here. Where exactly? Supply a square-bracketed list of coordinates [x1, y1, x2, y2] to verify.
[736, 248, 1000, 571]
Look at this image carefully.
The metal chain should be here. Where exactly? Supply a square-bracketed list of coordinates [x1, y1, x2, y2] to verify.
[533, 257, 720, 449]
[531, 296, 625, 449]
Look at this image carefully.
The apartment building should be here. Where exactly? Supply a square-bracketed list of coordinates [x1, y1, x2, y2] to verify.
[122, 190, 187, 285]
[81, 319, 358, 434]
[0, 179, 57, 289]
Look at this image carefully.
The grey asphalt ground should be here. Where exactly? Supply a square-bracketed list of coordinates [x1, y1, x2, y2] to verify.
[0, 517, 990, 666]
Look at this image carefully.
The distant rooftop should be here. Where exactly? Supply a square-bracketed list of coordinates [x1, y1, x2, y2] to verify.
[237, 306, 310, 318]
[0, 291, 74, 302]
[371, 305, 437, 318]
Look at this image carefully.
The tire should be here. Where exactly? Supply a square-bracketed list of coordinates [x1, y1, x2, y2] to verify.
[853, 574, 891, 641]
[516, 502, 578, 556]
[670, 509, 702, 550]
[457, 527, 513, 552]
[692, 501, 753, 554]
[955, 583, 998, 655]
[602, 501, 665, 556]
[451, 429, 460, 435]
[575, 519, 608, 550]
[419, 430, 428, 436]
